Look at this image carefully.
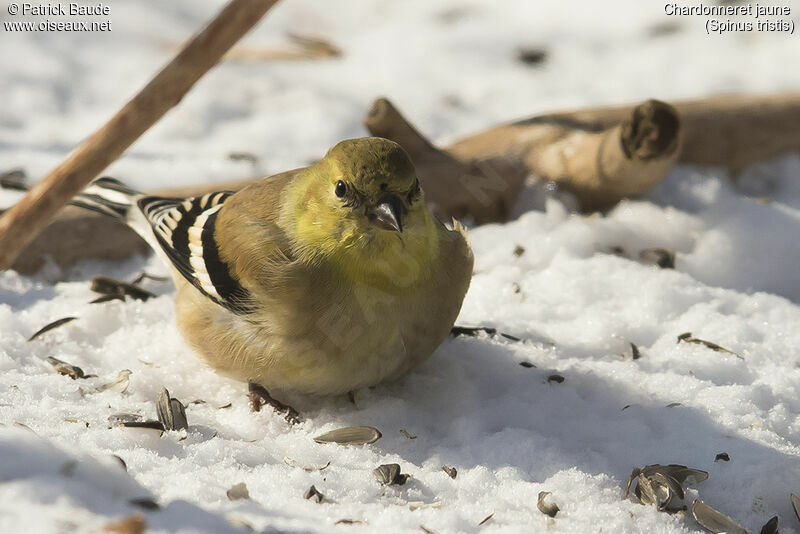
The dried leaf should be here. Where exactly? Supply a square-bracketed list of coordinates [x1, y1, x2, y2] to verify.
[691, 500, 746, 534]
[28, 317, 77, 341]
[226, 482, 250, 501]
[537, 491, 559, 517]
[442, 466, 457, 479]
[46, 356, 86, 379]
[313, 426, 381, 445]
[304, 485, 324, 503]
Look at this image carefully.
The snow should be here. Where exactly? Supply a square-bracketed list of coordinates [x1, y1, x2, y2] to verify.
[3, 0, 800, 532]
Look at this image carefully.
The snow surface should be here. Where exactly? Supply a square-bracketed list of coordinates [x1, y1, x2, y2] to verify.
[3, 0, 800, 532]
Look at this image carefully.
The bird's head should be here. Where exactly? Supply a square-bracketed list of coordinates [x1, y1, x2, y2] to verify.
[284, 137, 440, 280]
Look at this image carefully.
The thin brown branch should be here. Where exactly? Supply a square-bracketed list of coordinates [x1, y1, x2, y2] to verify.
[0, 0, 281, 271]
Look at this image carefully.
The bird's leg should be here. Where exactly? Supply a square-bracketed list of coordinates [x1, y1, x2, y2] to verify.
[248, 382, 301, 425]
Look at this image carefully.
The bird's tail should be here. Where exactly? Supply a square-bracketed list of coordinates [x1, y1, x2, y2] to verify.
[71, 177, 141, 220]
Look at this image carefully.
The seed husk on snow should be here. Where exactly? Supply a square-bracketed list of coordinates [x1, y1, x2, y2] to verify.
[0, 168, 28, 191]
[791, 493, 800, 521]
[96, 370, 132, 393]
[399, 429, 417, 439]
[691, 499, 746, 534]
[625, 464, 708, 511]
[28, 317, 77, 341]
[156, 387, 188, 431]
[46, 356, 86, 379]
[226, 482, 250, 501]
[519, 361, 536, 368]
[129, 498, 160, 510]
[547, 374, 565, 384]
[450, 326, 521, 342]
[283, 458, 330, 472]
[442, 466, 457, 479]
[677, 332, 742, 359]
[304, 485, 324, 503]
[108, 413, 144, 427]
[760, 515, 779, 534]
[478, 512, 494, 526]
[313, 426, 382, 445]
[373, 463, 408, 486]
[118, 421, 165, 436]
[714, 452, 730, 462]
[537, 491, 560, 517]
[630, 342, 641, 360]
[91, 276, 156, 302]
[639, 247, 676, 269]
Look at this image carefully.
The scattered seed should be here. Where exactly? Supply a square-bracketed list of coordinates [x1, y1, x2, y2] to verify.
[513, 245, 525, 257]
[111, 455, 127, 471]
[630, 342, 641, 360]
[714, 453, 730, 462]
[442, 466, 457, 479]
[108, 413, 143, 427]
[519, 361, 536, 368]
[621, 404, 631, 411]
[227, 152, 259, 164]
[666, 402, 682, 408]
[129, 498, 160, 510]
[218, 402, 232, 409]
[226, 482, 250, 501]
[691, 499, 746, 534]
[101, 514, 146, 534]
[420, 526, 437, 534]
[283, 458, 330, 472]
[478, 512, 494, 526]
[28, 317, 77, 341]
[304, 485, 324, 503]
[450, 326, 521, 342]
[640, 248, 675, 269]
[409, 501, 442, 512]
[118, 421, 165, 436]
[0, 168, 28, 191]
[64, 417, 89, 427]
[335, 519, 363, 525]
[130, 272, 169, 285]
[512, 282, 521, 294]
[91, 276, 156, 302]
[537, 491, 560, 517]
[517, 47, 547, 66]
[96, 370, 132, 393]
[677, 332, 742, 359]
[313, 426, 381, 445]
[400, 429, 417, 440]
[760, 515, 779, 534]
[90, 294, 125, 304]
[156, 387, 188, 431]
[547, 374, 565, 384]
[373, 463, 409, 486]
[791, 493, 800, 521]
[46, 356, 86, 379]
[642, 464, 708, 485]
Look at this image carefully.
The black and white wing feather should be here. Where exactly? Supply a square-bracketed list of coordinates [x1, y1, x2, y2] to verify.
[138, 192, 253, 315]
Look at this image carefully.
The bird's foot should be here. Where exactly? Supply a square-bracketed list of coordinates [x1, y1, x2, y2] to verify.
[248, 382, 301, 425]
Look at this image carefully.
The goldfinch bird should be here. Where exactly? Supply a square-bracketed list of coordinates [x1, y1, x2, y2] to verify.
[74, 137, 473, 420]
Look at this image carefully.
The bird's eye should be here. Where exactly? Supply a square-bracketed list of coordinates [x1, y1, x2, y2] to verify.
[335, 180, 347, 198]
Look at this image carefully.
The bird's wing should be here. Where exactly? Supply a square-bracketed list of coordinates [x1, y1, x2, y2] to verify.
[138, 191, 253, 315]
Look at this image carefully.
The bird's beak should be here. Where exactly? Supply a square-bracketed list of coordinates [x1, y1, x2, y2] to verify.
[369, 195, 403, 232]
